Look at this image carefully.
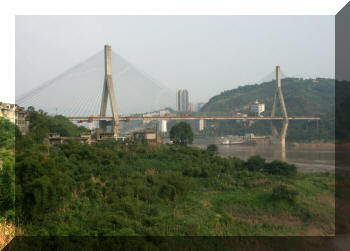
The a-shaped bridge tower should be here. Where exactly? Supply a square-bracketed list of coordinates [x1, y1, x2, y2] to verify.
[271, 66, 289, 148]
[99, 45, 119, 137]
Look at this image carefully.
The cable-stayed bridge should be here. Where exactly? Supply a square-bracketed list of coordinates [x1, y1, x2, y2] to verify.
[16, 48, 174, 116]
[17, 45, 320, 147]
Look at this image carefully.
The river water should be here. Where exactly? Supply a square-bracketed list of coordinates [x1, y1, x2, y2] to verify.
[192, 137, 335, 173]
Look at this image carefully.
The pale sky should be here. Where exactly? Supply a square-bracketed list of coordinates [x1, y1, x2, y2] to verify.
[16, 15, 334, 104]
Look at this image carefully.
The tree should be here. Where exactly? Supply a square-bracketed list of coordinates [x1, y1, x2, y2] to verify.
[264, 160, 297, 177]
[245, 155, 266, 171]
[0, 118, 15, 149]
[207, 144, 218, 156]
[170, 122, 194, 146]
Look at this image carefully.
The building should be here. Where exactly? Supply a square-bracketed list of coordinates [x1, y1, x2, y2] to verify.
[46, 132, 93, 146]
[250, 100, 265, 115]
[143, 109, 171, 118]
[181, 89, 189, 112]
[142, 109, 172, 126]
[16, 106, 29, 135]
[0, 102, 29, 135]
[159, 109, 171, 117]
[176, 90, 181, 112]
[132, 128, 163, 144]
[0, 103, 16, 123]
[176, 89, 190, 112]
[46, 129, 130, 146]
[95, 128, 115, 141]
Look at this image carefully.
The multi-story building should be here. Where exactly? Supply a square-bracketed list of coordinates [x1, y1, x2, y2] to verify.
[0, 103, 16, 123]
[181, 89, 189, 112]
[132, 128, 163, 144]
[176, 89, 190, 112]
[15, 106, 29, 135]
[0, 102, 29, 134]
[176, 90, 181, 112]
[250, 100, 265, 115]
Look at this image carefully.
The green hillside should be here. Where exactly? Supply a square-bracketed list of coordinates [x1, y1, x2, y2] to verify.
[200, 78, 334, 142]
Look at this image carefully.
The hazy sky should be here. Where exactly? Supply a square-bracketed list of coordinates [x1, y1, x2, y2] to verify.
[16, 15, 334, 103]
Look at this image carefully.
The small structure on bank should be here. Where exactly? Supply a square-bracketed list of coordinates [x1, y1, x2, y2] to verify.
[46, 132, 93, 146]
[46, 129, 129, 146]
[132, 129, 163, 144]
[220, 133, 268, 145]
[95, 128, 115, 141]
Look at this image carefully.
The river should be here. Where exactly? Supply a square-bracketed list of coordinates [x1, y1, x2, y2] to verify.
[192, 136, 335, 173]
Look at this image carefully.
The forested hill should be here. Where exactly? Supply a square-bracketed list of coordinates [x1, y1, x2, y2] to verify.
[201, 78, 334, 117]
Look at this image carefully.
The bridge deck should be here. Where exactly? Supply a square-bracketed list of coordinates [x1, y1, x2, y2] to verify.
[67, 116, 320, 122]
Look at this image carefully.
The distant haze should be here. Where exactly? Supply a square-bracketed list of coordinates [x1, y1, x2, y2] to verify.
[16, 15, 334, 109]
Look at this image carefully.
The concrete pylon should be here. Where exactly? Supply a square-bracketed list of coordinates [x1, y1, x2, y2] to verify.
[99, 45, 119, 137]
[160, 120, 167, 133]
[271, 66, 289, 149]
[199, 119, 205, 131]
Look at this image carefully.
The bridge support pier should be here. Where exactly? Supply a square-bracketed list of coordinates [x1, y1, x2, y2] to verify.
[88, 121, 94, 130]
[199, 119, 205, 131]
[160, 120, 167, 133]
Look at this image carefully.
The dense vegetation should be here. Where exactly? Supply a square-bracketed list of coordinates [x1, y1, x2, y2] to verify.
[0, 118, 16, 248]
[0, 118, 15, 149]
[2, 109, 333, 238]
[26, 106, 88, 143]
[0, 107, 337, 250]
[199, 78, 334, 142]
[0, 118, 15, 219]
[14, 141, 333, 236]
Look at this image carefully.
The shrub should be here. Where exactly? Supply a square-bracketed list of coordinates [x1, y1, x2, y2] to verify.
[207, 144, 219, 156]
[159, 183, 176, 201]
[271, 185, 298, 203]
[244, 155, 266, 171]
[264, 160, 297, 177]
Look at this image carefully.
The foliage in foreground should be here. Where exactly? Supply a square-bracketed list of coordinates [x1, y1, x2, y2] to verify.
[12, 139, 333, 236]
[0, 110, 335, 241]
[0, 118, 16, 249]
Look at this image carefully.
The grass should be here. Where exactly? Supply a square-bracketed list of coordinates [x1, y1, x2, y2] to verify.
[156, 171, 335, 236]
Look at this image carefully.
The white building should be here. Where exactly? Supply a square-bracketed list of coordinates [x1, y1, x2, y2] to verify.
[250, 100, 265, 115]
